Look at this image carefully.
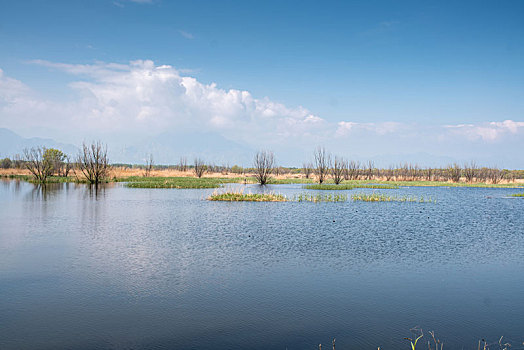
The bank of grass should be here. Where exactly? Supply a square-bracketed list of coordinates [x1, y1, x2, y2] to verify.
[305, 183, 399, 190]
[510, 192, 524, 197]
[123, 176, 241, 189]
[351, 193, 435, 203]
[0, 174, 90, 184]
[208, 190, 287, 202]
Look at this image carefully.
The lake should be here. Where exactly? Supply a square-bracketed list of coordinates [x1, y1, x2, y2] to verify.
[1, 180, 523, 349]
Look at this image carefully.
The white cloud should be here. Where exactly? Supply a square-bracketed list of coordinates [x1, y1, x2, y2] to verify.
[178, 30, 194, 40]
[3, 60, 328, 146]
[336, 121, 403, 136]
[444, 120, 524, 141]
[1, 60, 523, 167]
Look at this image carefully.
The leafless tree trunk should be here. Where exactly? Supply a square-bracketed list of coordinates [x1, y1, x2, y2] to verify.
[179, 157, 188, 172]
[144, 154, 154, 177]
[447, 163, 462, 182]
[331, 156, 345, 185]
[253, 150, 275, 185]
[463, 161, 477, 183]
[194, 158, 207, 178]
[365, 160, 375, 180]
[77, 141, 110, 185]
[303, 162, 313, 179]
[488, 167, 503, 184]
[63, 155, 72, 177]
[346, 160, 360, 180]
[23, 147, 53, 182]
[314, 147, 331, 184]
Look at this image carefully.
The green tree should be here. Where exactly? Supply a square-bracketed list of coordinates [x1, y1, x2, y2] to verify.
[43, 148, 66, 176]
[0, 158, 12, 169]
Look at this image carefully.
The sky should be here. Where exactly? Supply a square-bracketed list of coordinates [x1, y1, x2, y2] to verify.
[0, 0, 523, 167]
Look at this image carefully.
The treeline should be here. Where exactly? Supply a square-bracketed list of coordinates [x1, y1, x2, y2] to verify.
[1, 144, 523, 184]
[1, 142, 109, 185]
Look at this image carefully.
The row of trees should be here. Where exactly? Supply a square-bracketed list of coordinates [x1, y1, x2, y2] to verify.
[2, 144, 520, 185]
[13, 142, 109, 184]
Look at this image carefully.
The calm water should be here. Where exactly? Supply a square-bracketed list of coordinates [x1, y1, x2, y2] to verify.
[1, 180, 524, 350]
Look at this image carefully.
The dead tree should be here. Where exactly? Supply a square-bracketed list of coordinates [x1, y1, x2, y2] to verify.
[488, 167, 503, 184]
[365, 160, 375, 180]
[253, 150, 275, 185]
[314, 147, 331, 184]
[303, 162, 313, 179]
[23, 147, 53, 182]
[77, 141, 110, 185]
[346, 160, 360, 180]
[463, 161, 477, 183]
[179, 157, 188, 172]
[448, 163, 462, 183]
[331, 156, 345, 185]
[144, 154, 154, 177]
[194, 158, 207, 178]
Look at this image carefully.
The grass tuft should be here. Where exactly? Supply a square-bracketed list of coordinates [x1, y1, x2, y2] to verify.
[510, 192, 524, 197]
[294, 193, 348, 202]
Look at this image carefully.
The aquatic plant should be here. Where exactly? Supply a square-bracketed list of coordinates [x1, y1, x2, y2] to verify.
[351, 193, 434, 203]
[294, 193, 348, 202]
[305, 183, 399, 190]
[124, 176, 238, 189]
[208, 189, 287, 202]
[510, 193, 524, 197]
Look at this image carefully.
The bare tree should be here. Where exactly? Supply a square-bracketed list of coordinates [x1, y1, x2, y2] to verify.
[194, 158, 206, 178]
[77, 141, 110, 185]
[331, 156, 345, 185]
[488, 167, 503, 184]
[303, 162, 313, 179]
[447, 163, 462, 183]
[253, 150, 275, 185]
[346, 160, 360, 180]
[314, 147, 331, 184]
[463, 161, 477, 183]
[144, 154, 154, 177]
[179, 157, 188, 172]
[365, 160, 375, 180]
[23, 147, 53, 182]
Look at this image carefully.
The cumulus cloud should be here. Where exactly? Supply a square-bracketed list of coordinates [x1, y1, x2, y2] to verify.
[2, 60, 328, 146]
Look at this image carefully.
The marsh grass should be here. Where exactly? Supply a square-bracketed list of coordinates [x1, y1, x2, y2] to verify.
[510, 193, 524, 197]
[208, 189, 287, 202]
[123, 176, 241, 189]
[294, 193, 348, 202]
[305, 183, 399, 190]
[351, 193, 435, 203]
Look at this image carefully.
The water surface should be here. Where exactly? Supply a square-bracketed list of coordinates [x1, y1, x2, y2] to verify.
[1, 180, 523, 349]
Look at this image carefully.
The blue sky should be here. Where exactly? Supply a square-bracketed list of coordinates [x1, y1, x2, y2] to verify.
[0, 0, 523, 167]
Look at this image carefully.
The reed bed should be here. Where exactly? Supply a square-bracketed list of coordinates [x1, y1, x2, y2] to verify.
[208, 190, 287, 202]
[510, 193, 524, 197]
[305, 183, 399, 190]
[351, 193, 434, 203]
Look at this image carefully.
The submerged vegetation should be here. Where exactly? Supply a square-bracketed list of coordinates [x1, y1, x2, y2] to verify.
[351, 193, 435, 203]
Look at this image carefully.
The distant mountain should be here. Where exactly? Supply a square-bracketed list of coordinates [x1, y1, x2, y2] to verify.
[108, 131, 255, 166]
[0, 128, 78, 158]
